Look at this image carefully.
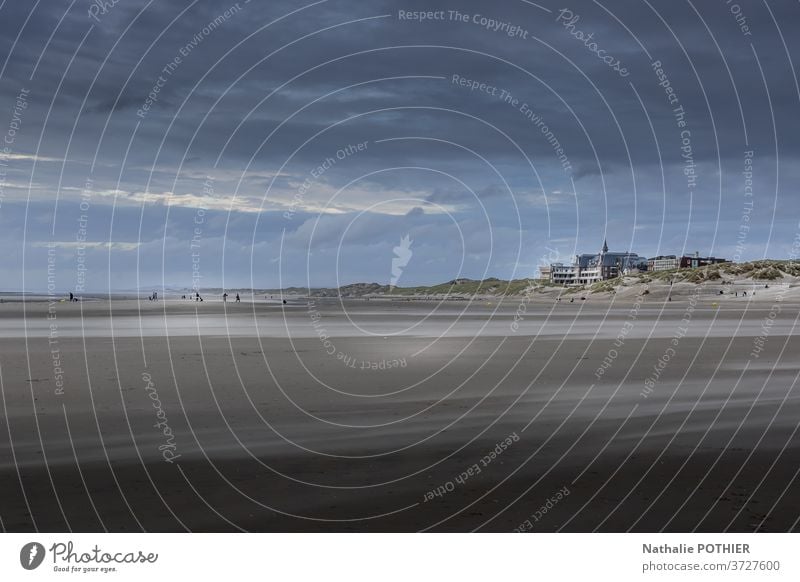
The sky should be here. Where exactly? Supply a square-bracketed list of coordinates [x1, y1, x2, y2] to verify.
[0, 0, 798, 292]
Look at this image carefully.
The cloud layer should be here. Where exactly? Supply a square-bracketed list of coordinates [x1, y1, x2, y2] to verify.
[0, 0, 797, 291]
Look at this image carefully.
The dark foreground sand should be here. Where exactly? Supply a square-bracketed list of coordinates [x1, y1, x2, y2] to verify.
[1, 293, 799, 531]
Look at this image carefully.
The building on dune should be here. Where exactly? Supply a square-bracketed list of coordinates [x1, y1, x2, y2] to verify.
[648, 255, 679, 271]
[677, 252, 728, 269]
[548, 240, 646, 286]
[647, 253, 728, 271]
[547, 243, 728, 286]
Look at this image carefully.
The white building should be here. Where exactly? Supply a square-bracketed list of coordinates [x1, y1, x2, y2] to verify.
[550, 263, 577, 285]
[548, 240, 644, 286]
[648, 255, 679, 271]
[538, 265, 552, 280]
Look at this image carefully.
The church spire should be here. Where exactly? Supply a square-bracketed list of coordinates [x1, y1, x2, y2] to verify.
[602, 239, 608, 253]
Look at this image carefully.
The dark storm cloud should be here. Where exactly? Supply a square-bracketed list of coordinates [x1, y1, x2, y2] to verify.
[0, 0, 798, 289]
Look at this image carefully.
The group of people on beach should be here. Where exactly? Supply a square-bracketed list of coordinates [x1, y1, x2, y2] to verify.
[180, 292, 204, 301]
[178, 292, 286, 303]
[63, 290, 288, 304]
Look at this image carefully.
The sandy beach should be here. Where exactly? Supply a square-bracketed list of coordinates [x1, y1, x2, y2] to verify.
[1, 287, 799, 532]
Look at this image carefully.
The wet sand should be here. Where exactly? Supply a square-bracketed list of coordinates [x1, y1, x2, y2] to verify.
[1, 293, 799, 531]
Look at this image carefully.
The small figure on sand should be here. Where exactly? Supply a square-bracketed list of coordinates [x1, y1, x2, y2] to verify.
[195, 292, 203, 302]
[69, 292, 75, 302]
[235, 293, 240, 303]
[223, 292, 228, 302]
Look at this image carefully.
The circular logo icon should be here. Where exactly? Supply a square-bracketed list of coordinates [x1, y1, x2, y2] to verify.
[20, 542, 46, 570]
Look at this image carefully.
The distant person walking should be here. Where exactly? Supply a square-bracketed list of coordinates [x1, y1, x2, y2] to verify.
[235, 293, 240, 303]
[223, 292, 228, 302]
[69, 292, 74, 302]
[196, 292, 203, 302]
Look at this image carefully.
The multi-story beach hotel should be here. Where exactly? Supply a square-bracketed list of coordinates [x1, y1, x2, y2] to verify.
[545, 241, 727, 286]
[547, 240, 645, 286]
